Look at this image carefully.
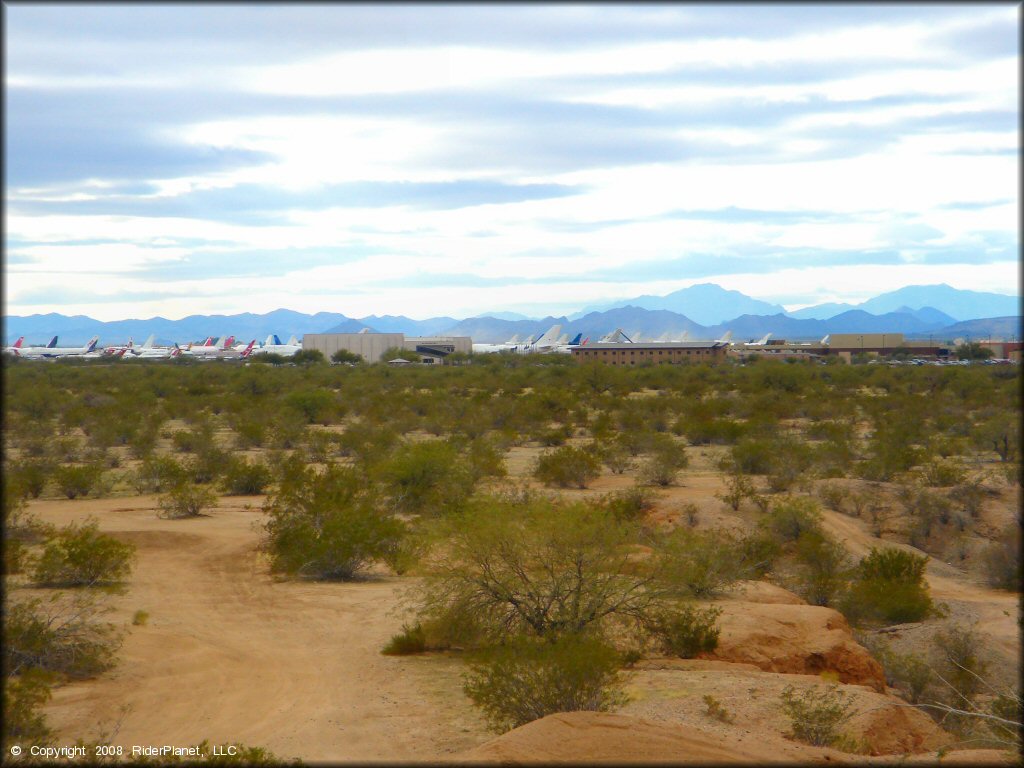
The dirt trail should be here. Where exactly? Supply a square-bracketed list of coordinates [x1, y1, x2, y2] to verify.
[27, 497, 488, 762]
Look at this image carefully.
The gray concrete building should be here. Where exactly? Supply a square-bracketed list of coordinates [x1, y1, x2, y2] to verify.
[302, 332, 471, 362]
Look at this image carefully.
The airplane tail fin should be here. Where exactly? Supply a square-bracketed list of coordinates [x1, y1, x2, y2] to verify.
[272, 334, 283, 346]
[534, 324, 562, 347]
[240, 340, 256, 358]
[86, 336, 99, 352]
[222, 335, 235, 349]
[568, 333, 582, 345]
[718, 330, 733, 343]
[47, 336, 58, 348]
[287, 336, 299, 346]
[203, 337, 214, 347]
[142, 334, 155, 349]
[12, 336, 24, 349]
[265, 334, 276, 347]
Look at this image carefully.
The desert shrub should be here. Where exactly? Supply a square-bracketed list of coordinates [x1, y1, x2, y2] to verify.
[648, 604, 721, 658]
[232, 415, 268, 449]
[656, 528, 757, 598]
[262, 463, 404, 580]
[980, 525, 1022, 590]
[600, 486, 658, 522]
[930, 624, 990, 705]
[375, 439, 474, 516]
[780, 684, 855, 748]
[415, 497, 660, 644]
[52, 463, 104, 499]
[220, 457, 273, 496]
[598, 441, 635, 475]
[896, 484, 953, 550]
[883, 648, 934, 704]
[132, 610, 150, 627]
[948, 479, 987, 520]
[132, 454, 186, 494]
[157, 482, 218, 519]
[534, 444, 601, 489]
[4, 593, 122, 679]
[764, 438, 814, 493]
[787, 529, 851, 607]
[9, 459, 50, 499]
[760, 496, 823, 544]
[920, 458, 968, 488]
[2, 669, 55, 749]
[186, 446, 228, 485]
[463, 634, 627, 733]
[716, 471, 755, 511]
[381, 623, 427, 656]
[637, 435, 689, 487]
[703, 694, 735, 723]
[818, 483, 850, 514]
[291, 349, 327, 365]
[462, 436, 508, 482]
[841, 548, 933, 626]
[331, 349, 363, 364]
[32, 519, 135, 587]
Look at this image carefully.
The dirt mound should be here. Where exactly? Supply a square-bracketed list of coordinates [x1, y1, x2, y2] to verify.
[706, 602, 886, 691]
[849, 698, 951, 755]
[454, 711, 847, 764]
[732, 580, 806, 604]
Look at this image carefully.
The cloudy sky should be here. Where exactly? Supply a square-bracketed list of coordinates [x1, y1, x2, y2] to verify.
[5, 4, 1019, 321]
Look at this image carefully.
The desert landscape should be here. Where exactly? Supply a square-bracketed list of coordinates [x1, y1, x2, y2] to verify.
[3, 356, 1020, 764]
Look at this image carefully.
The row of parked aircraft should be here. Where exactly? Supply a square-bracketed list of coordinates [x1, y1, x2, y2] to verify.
[469, 325, 754, 354]
[3, 334, 300, 360]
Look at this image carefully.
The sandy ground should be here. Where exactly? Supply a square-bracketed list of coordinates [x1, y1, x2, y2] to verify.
[16, 444, 1020, 764]
[23, 496, 490, 762]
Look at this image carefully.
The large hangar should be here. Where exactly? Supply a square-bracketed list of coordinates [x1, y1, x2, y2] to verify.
[302, 332, 471, 362]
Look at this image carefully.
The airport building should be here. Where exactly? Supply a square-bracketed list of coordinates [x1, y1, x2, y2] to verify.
[570, 342, 729, 365]
[302, 332, 472, 363]
[728, 332, 952, 362]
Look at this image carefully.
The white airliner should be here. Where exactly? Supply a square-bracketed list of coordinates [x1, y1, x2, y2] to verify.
[245, 334, 302, 357]
[18, 336, 99, 358]
[4, 336, 25, 355]
[743, 333, 772, 346]
[9, 336, 58, 357]
[182, 335, 237, 358]
[471, 331, 532, 354]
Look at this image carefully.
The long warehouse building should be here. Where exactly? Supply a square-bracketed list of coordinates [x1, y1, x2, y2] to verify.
[303, 332, 472, 362]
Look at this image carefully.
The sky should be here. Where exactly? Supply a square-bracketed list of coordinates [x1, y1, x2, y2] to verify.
[4, 3, 1020, 321]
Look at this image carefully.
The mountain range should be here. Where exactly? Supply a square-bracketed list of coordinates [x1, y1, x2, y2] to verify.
[4, 283, 1019, 346]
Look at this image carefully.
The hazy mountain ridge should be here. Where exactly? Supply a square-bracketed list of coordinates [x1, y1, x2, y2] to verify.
[5, 284, 1018, 345]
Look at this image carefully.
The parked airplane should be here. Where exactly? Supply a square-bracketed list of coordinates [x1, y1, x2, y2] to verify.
[18, 336, 99, 358]
[246, 334, 302, 357]
[4, 337, 25, 355]
[183, 335, 236, 358]
[743, 333, 772, 346]
[599, 328, 634, 343]
[526, 324, 563, 352]
[10, 336, 58, 357]
[553, 333, 584, 353]
[471, 331, 532, 354]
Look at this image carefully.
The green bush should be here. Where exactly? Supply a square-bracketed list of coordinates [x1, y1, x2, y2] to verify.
[32, 518, 135, 587]
[649, 604, 721, 658]
[331, 349, 363, 364]
[416, 497, 660, 644]
[788, 530, 851, 607]
[381, 623, 427, 656]
[220, 457, 273, 496]
[779, 684, 855, 748]
[53, 463, 104, 499]
[157, 482, 218, 519]
[3, 669, 55, 749]
[841, 548, 933, 626]
[715, 471, 755, 511]
[375, 440, 473, 516]
[534, 445, 601, 489]
[657, 528, 757, 598]
[4, 593, 122, 679]
[463, 634, 627, 733]
[760, 496, 823, 544]
[132, 454, 187, 494]
[637, 435, 689, 487]
[980, 525, 1022, 590]
[262, 463, 404, 580]
[600, 486, 657, 522]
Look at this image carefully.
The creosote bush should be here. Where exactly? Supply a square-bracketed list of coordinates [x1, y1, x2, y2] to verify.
[649, 604, 721, 658]
[841, 547, 933, 626]
[158, 481, 218, 519]
[779, 684, 855, 748]
[32, 518, 135, 588]
[463, 634, 628, 733]
[534, 444, 601, 489]
[262, 462, 404, 580]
